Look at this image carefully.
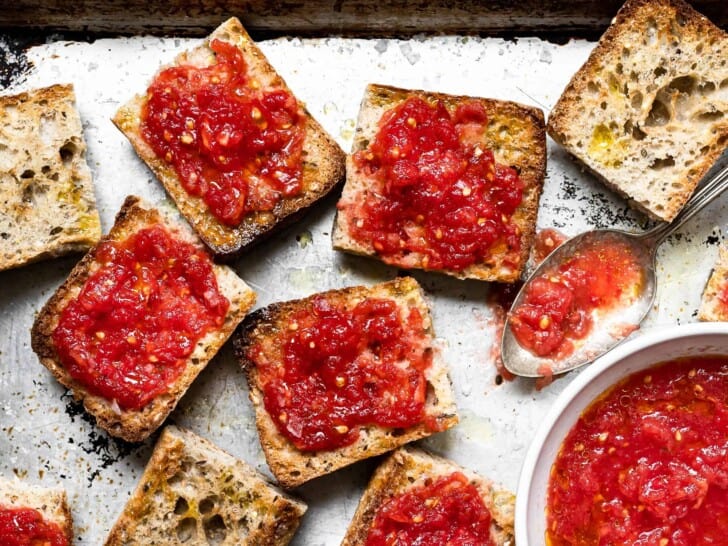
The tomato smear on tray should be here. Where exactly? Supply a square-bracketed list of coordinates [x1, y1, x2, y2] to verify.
[365, 472, 494, 546]
[53, 225, 229, 410]
[509, 236, 642, 358]
[141, 39, 305, 226]
[0, 506, 68, 546]
[344, 96, 524, 272]
[547, 356, 728, 546]
[247, 295, 437, 451]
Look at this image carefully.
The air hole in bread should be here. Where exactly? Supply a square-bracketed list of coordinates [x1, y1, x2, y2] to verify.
[649, 156, 675, 170]
[631, 91, 643, 109]
[59, 140, 78, 165]
[176, 517, 198, 542]
[600, 101, 607, 110]
[20, 169, 35, 179]
[391, 428, 406, 437]
[50, 226, 63, 236]
[587, 81, 599, 94]
[199, 495, 218, 514]
[645, 20, 658, 45]
[204, 514, 227, 544]
[668, 75, 697, 94]
[721, 79, 728, 90]
[696, 110, 725, 123]
[698, 81, 716, 95]
[632, 125, 647, 141]
[654, 66, 668, 78]
[50, 173, 59, 181]
[41, 165, 51, 174]
[645, 98, 671, 127]
[174, 496, 189, 515]
[621, 47, 630, 60]
[168, 471, 186, 486]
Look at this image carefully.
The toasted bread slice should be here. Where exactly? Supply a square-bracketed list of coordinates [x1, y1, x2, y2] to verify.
[113, 17, 345, 258]
[341, 447, 515, 546]
[698, 243, 728, 321]
[31, 196, 256, 442]
[234, 277, 458, 489]
[0, 84, 101, 271]
[547, 0, 728, 222]
[0, 476, 73, 543]
[104, 425, 306, 545]
[333, 83, 546, 282]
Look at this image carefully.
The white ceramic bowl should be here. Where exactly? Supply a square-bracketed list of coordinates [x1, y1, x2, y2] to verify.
[515, 322, 728, 545]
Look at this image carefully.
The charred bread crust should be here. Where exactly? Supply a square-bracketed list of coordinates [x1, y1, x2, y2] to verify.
[333, 83, 546, 283]
[30, 196, 256, 442]
[0, 83, 101, 271]
[233, 277, 459, 489]
[698, 243, 728, 322]
[113, 17, 346, 259]
[340, 447, 515, 546]
[0, 476, 74, 544]
[547, 0, 728, 222]
[103, 425, 306, 545]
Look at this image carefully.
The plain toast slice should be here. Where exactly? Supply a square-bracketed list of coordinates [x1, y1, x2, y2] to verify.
[0, 84, 101, 271]
[698, 243, 728, 321]
[341, 447, 515, 546]
[113, 17, 346, 258]
[547, 0, 728, 222]
[31, 196, 256, 442]
[104, 425, 306, 545]
[333, 83, 546, 282]
[0, 476, 73, 544]
[234, 277, 459, 488]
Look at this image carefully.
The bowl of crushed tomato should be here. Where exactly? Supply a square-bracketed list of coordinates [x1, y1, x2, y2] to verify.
[516, 322, 728, 545]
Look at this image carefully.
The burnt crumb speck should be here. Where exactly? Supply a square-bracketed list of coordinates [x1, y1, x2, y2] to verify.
[62, 392, 148, 486]
[706, 234, 721, 246]
[0, 36, 33, 88]
[494, 374, 504, 386]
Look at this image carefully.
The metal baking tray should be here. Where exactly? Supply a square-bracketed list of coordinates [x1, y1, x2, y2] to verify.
[1, 30, 726, 544]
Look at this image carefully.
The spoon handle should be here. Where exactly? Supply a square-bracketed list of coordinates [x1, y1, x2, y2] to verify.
[639, 162, 728, 246]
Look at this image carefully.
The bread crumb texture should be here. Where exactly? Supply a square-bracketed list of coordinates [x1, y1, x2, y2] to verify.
[104, 426, 306, 546]
[547, 0, 728, 222]
[0, 84, 101, 271]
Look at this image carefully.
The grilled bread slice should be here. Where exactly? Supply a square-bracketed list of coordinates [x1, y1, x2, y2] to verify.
[698, 243, 728, 321]
[547, 0, 728, 222]
[333, 83, 546, 282]
[341, 447, 515, 546]
[234, 277, 459, 488]
[31, 196, 256, 442]
[0, 84, 101, 271]
[113, 17, 345, 258]
[104, 425, 306, 545]
[0, 476, 73, 544]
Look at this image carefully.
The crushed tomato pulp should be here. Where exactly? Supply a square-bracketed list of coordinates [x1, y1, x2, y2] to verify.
[141, 39, 305, 226]
[509, 236, 642, 358]
[365, 472, 494, 546]
[547, 356, 728, 545]
[247, 294, 437, 451]
[53, 225, 229, 410]
[0, 506, 68, 546]
[344, 96, 524, 271]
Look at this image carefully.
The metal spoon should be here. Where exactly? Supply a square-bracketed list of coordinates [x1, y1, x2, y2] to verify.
[501, 162, 728, 378]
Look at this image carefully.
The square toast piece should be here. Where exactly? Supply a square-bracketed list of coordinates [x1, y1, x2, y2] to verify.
[341, 447, 515, 546]
[0, 476, 73, 544]
[234, 277, 459, 488]
[104, 425, 307, 545]
[0, 84, 101, 271]
[113, 17, 345, 258]
[31, 196, 256, 442]
[333, 83, 546, 282]
[698, 243, 728, 321]
[547, 0, 728, 222]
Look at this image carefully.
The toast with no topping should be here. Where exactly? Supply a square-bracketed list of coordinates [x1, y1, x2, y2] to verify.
[31, 196, 256, 442]
[547, 0, 728, 222]
[104, 425, 306, 545]
[341, 447, 515, 546]
[0, 84, 101, 271]
[234, 277, 459, 488]
[333, 83, 546, 282]
[113, 17, 345, 258]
